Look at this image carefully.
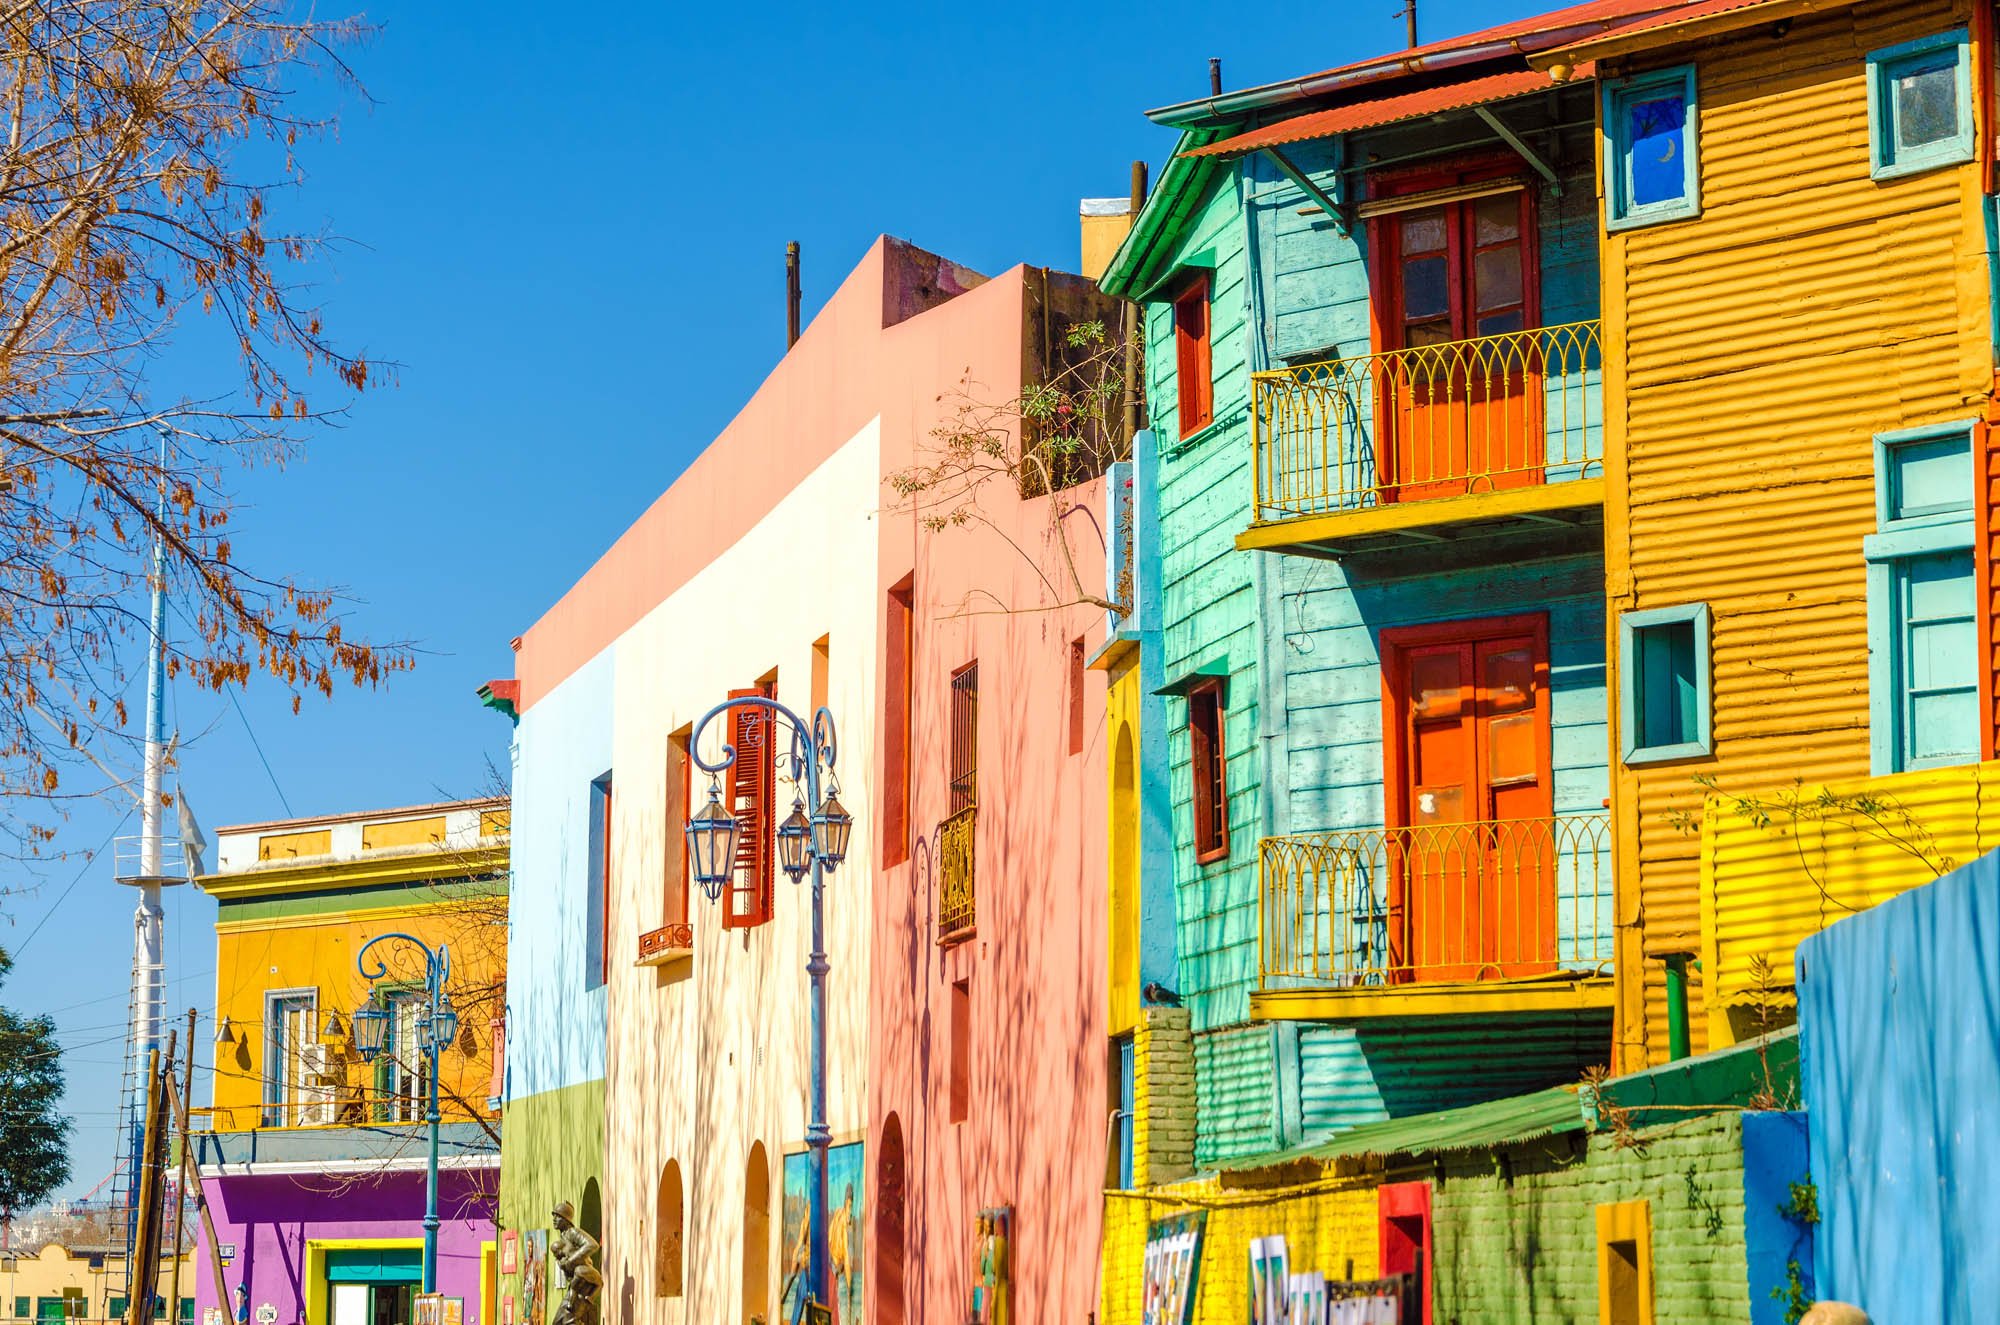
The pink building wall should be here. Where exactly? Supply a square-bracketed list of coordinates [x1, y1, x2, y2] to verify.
[867, 263, 1110, 1325]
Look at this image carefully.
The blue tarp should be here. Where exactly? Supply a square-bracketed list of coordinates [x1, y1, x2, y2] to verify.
[1797, 847, 2000, 1325]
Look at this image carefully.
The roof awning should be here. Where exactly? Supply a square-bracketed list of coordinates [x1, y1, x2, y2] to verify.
[1213, 1085, 1588, 1179]
[1182, 68, 1573, 160]
[1530, 0, 1834, 66]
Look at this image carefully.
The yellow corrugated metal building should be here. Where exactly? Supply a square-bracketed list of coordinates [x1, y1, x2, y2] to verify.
[1549, 0, 1996, 1067]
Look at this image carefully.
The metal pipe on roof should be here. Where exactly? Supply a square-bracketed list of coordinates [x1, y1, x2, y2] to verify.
[1143, 5, 1684, 128]
[1208, 57, 1222, 96]
[785, 242, 801, 349]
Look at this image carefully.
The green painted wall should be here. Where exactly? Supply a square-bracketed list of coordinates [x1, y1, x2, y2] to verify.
[1143, 156, 1282, 1165]
[1432, 1112, 1752, 1324]
[497, 1080, 605, 1325]
[216, 876, 508, 923]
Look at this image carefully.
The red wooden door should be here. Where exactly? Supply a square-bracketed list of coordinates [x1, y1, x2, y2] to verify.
[1385, 616, 1554, 981]
[1381, 186, 1542, 501]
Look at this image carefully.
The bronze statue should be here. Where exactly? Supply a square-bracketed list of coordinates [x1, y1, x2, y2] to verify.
[550, 1201, 603, 1325]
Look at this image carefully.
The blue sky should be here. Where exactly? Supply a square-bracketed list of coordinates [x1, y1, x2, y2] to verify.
[3, 0, 1553, 1200]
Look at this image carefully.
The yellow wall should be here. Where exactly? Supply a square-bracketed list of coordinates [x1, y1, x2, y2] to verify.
[1601, 0, 1991, 1068]
[1700, 758, 2000, 1045]
[1099, 1176, 1381, 1325]
[210, 887, 507, 1131]
[0, 1244, 192, 1325]
[1107, 657, 1143, 1038]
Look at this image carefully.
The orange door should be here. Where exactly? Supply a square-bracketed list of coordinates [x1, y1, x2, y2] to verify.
[1386, 618, 1554, 982]
[1382, 189, 1542, 501]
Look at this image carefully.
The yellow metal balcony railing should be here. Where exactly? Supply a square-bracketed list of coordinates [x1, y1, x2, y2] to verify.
[1259, 813, 1613, 988]
[938, 805, 976, 942]
[1251, 321, 1604, 522]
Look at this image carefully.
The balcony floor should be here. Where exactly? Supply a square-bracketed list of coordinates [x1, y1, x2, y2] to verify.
[1251, 969, 1615, 1022]
[1238, 476, 1604, 564]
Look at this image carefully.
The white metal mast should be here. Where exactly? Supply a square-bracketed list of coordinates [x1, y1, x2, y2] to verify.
[115, 436, 184, 1292]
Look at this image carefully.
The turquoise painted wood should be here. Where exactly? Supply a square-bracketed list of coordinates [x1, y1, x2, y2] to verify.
[1298, 1011, 1614, 1137]
[1194, 1023, 1280, 1164]
[1145, 161, 1266, 1038]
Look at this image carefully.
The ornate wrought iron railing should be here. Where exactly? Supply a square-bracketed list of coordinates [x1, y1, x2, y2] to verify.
[1251, 320, 1604, 522]
[637, 921, 694, 965]
[938, 805, 976, 942]
[1259, 812, 1613, 987]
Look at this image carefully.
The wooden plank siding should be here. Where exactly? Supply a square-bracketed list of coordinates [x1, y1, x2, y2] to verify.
[1603, 0, 1992, 1069]
[1144, 158, 1283, 1161]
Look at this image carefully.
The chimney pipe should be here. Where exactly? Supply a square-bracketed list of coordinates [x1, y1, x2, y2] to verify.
[785, 241, 801, 350]
[1403, 1, 1418, 48]
[1208, 58, 1223, 96]
[1123, 159, 1148, 441]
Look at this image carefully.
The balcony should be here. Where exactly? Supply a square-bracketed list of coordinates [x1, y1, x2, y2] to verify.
[1241, 321, 1604, 561]
[1254, 813, 1615, 1020]
[637, 921, 694, 970]
[938, 805, 976, 943]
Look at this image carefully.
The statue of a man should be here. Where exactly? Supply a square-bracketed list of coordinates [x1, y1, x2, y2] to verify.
[550, 1201, 603, 1325]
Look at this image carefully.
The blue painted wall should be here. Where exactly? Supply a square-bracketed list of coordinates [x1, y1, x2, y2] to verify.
[1741, 1111, 1815, 1325]
[505, 649, 614, 1103]
[1798, 848, 2000, 1324]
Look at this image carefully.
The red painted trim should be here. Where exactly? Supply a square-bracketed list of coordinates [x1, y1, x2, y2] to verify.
[1174, 273, 1215, 437]
[1189, 679, 1231, 864]
[1378, 1181, 1434, 1325]
[1978, 417, 1998, 761]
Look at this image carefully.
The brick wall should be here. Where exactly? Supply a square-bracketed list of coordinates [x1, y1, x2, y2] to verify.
[1431, 1113, 1751, 1324]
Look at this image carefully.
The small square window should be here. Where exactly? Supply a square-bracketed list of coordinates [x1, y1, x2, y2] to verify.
[1604, 66, 1699, 229]
[1867, 31, 1973, 180]
[1619, 604, 1712, 765]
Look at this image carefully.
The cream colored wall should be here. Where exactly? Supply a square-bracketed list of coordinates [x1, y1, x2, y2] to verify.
[0, 1244, 192, 1325]
[601, 419, 880, 1325]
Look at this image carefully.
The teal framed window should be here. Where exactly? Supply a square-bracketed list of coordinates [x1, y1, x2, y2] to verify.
[107, 1302, 126, 1322]
[584, 772, 611, 991]
[1866, 421, 1978, 774]
[1619, 603, 1712, 765]
[1867, 30, 1974, 181]
[1604, 65, 1699, 229]
[261, 988, 317, 1128]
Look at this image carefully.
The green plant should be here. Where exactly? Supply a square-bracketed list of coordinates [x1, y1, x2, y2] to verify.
[1778, 1178, 1819, 1225]
[1770, 1257, 1812, 1325]
[1684, 1164, 1724, 1238]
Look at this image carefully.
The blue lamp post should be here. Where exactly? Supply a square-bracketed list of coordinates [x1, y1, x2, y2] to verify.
[351, 934, 457, 1293]
[684, 697, 852, 1314]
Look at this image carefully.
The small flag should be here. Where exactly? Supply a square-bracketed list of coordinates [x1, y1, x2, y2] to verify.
[177, 789, 208, 876]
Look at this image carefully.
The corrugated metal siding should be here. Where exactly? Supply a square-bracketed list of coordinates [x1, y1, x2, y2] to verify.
[1607, 0, 1990, 1068]
[1701, 760, 2000, 1043]
[1152, 164, 1268, 1033]
[1298, 1012, 1611, 1137]
[1985, 412, 1999, 758]
[1194, 1023, 1279, 1163]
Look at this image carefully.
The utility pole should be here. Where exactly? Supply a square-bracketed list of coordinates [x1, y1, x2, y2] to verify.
[165, 1010, 195, 1320]
[1123, 159, 1148, 441]
[162, 1070, 232, 1321]
[786, 242, 802, 349]
[127, 1048, 167, 1325]
[1402, 0, 1418, 48]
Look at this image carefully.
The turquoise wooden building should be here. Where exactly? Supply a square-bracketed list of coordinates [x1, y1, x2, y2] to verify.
[1100, 8, 1626, 1174]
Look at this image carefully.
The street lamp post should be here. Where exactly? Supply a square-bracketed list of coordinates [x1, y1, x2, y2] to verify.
[684, 697, 852, 1315]
[349, 934, 458, 1294]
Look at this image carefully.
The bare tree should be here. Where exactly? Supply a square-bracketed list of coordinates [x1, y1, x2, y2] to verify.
[0, 1, 406, 850]
[885, 315, 1133, 620]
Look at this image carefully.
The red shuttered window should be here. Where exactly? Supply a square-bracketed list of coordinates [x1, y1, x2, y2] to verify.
[1174, 274, 1214, 438]
[723, 682, 776, 929]
[1188, 680, 1228, 864]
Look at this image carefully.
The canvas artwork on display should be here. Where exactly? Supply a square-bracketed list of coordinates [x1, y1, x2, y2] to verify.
[779, 1141, 865, 1324]
[522, 1229, 549, 1325]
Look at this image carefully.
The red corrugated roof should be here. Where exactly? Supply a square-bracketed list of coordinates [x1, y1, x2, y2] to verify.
[1540, 0, 1798, 56]
[1246, 0, 1681, 89]
[1183, 68, 1564, 159]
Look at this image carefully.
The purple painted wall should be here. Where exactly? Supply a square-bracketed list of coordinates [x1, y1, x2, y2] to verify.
[194, 1169, 496, 1325]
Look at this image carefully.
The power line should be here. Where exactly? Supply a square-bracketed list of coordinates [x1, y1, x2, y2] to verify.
[13, 812, 134, 956]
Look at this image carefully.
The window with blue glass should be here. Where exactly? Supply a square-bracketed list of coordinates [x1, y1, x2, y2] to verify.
[1865, 422, 1977, 775]
[1113, 1034, 1134, 1189]
[1867, 30, 1974, 180]
[1604, 65, 1699, 229]
[585, 772, 611, 991]
[1619, 603, 1712, 765]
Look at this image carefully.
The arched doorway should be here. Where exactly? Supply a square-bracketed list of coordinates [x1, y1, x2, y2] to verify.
[656, 1160, 684, 1298]
[742, 1141, 771, 1325]
[874, 1113, 906, 1325]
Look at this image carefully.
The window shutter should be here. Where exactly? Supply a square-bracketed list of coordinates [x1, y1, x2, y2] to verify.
[723, 685, 775, 928]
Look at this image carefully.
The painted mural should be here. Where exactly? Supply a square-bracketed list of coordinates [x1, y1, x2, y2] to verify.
[779, 1143, 864, 1325]
[968, 1208, 1011, 1325]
